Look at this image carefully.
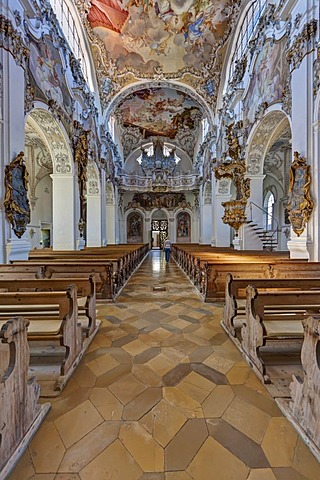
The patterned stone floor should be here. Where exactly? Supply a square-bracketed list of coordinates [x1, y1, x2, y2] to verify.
[9, 251, 320, 480]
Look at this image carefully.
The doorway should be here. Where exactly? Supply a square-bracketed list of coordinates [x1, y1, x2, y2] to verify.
[151, 219, 168, 249]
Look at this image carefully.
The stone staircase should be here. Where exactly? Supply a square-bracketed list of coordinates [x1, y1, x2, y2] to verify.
[246, 220, 278, 251]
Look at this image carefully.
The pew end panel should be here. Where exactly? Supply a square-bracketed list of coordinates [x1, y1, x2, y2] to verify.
[276, 315, 320, 463]
[0, 318, 50, 479]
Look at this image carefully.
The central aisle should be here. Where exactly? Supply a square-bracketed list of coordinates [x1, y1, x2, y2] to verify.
[10, 251, 320, 479]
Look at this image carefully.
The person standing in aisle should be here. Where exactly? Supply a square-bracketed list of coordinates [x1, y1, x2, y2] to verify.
[164, 237, 172, 263]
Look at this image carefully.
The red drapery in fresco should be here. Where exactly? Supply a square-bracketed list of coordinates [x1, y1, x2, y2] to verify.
[88, 0, 129, 32]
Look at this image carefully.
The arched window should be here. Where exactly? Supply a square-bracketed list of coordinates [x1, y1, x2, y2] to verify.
[228, 0, 266, 85]
[264, 192, 275, 231]
[49, 0, 95, 90]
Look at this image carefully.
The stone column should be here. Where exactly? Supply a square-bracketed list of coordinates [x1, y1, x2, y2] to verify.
[50, 174, 76, 250]
[86, 193, 102, 246]
[213, 179, 232, 247]
[3, 52, 31, 261]
[287, 55, 311, 259]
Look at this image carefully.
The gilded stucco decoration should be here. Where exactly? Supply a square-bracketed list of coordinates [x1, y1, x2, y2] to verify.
[314, 43, 320, 97]
[287, 151, 314, 237]
[214, 122, 250, 233]
[74, 130, 90, 218]
[287, 20, 318, 72]
[4, 152, 31, 238]
[0, 15, 29, 69]
[126, 192, 190, 211]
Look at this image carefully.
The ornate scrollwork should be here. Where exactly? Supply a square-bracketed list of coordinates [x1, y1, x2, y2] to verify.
[74, 131, 90, 213]
[314, 43, 320, 97]
[4, 152, 31, 238]
[215, 122, 250, 201]
[0, 15, 29, 69]
[221, 199, 247, 234]
[214, 122, 250, 232]
[287, 20, 318, 71]
[287, 151, 314, 236]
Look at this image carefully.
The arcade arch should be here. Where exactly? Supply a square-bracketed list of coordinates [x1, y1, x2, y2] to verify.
[25, 107, 77, 250]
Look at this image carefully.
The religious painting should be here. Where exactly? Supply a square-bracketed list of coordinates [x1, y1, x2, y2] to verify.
[127, 212, 143, 243]
[4, 152, 31, 238]
[126, 192, 189, 210]
[287, 152, 314, 236]
[176, 211, 191, 243]
[28, 33, 72, 114]
[87, 1, 234, 75]
[118, 88, 201, 138]
[243, 39, 289, 124]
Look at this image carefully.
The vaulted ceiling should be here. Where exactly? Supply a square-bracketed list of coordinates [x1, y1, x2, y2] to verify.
[78, 0, 241, 159]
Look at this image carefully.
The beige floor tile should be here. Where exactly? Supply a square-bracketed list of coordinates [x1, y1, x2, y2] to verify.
[132, 364, 162, 387]
[79, 439, 142, 480]
[123, 387, 162, 420]
[122, 339, 150, 356]
[55, 475, 80, 479]
[30, 475, 55, 479]
[203, 351, 235, 375]
[247, 468, 277, 480]
[177, 375, 213, 403]
[202, 385, 234, 417]
[226, 365, 252, 385]
[89, 387, 123, 420]
[151, 399, 188, 447]
[149, 328, 173, 340]
[30, 422, 65, 473]
[58, 421, 119, 473]
[7, 450, 35, 480]
[119, 421, 164, 472]
[261, 417, 298, 467]
[54, 400, 103, 448]
[223, 397, 270, 444]
[165, 473, 193, 479]
[291, 437, 320, 479]
[109, 373, 147, 404]
[148, 354, 176, 377]
[187, 437, 249, 480]
[163, 387, 203, 418]
[86, 353, 119, 377]
[171, 319, 192, 330]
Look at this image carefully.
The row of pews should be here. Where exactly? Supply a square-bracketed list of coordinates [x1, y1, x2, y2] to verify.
[172, 243, 320, 462]
[0, 243, 148, 479]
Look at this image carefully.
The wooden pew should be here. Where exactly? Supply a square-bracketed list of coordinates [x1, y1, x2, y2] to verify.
[0, 317, 50, 478]
[241, 286, 320, 385]
[6, 262, 114, 299]
[277, 315, 320, 462]
[0, 276, 97, 338]
[0, 286, 91, 396]
[223, 274, 320, 339]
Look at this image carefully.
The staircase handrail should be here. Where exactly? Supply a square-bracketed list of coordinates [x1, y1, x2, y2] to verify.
[248, 201, 279, 247]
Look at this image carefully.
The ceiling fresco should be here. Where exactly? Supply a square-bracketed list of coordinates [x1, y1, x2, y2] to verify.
[87, 0, 233, 74]
[117, 87, 202, 138]
[82, 0, 240, 105]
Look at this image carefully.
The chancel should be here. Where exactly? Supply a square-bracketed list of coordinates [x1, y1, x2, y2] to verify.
[1, 0, 320, 479]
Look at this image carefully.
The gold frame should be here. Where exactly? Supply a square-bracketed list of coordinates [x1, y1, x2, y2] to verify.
[4, 151, 31, 238]
[287, 151, 314, 236]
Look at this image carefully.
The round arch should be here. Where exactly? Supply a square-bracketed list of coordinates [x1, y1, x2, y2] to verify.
[246, 107, 291, 175]
[103, 80, 215, 127]
[27, 105, 73, 175]
[26, 105, 76, 250]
